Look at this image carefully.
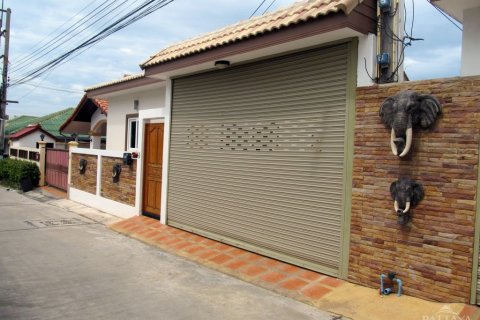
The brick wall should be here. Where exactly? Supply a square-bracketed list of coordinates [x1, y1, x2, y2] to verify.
[349, 76, 480, 303]
[100, 156, 137, 206]
[70, 153, 97, 195]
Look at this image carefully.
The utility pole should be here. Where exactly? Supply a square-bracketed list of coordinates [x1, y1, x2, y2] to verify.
[377, 0, 404, 83]
[0, 7, 10, 155]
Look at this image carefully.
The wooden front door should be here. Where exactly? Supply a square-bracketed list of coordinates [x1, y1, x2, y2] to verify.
[142, 123, 164, 219]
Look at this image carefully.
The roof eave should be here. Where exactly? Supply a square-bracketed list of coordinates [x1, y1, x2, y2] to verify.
[59, 95, 89, 133]
[144, 10, 374, 77]
[9, 126, 57, 141]
[85, 76, 164, 98]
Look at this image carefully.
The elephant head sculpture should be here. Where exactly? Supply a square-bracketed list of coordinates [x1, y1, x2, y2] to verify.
[379, 91, 441, 157]
[390, 177, 424, 225]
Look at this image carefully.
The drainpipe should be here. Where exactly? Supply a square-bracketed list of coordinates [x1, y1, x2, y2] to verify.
[395, 278, 402, 297]
[380, 273, 402, 297]
[380, 274, 386, 295]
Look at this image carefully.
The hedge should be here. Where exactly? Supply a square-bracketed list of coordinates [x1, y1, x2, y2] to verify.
[0, 158, 40, 188]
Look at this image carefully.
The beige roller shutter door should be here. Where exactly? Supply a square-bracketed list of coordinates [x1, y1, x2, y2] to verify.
[477, 253, 480, 303]
[168, 43, 350, 276]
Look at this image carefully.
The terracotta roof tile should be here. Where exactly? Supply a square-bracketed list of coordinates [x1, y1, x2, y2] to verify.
[8, 124, 56, 141]
[93, 98, 109, 114]
[9, 124, 41, 139]
[141, 0, 362, 68]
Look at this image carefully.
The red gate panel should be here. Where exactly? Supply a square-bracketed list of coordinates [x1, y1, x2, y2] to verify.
[45, 149, 69, 191]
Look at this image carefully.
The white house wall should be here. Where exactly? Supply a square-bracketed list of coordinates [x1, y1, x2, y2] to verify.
[461, 6, 480, 76]
[90, 108, 107, 132]
[357, 33, 377, 86]
[11, 130, 56, 148]
[106, 88, 166, 151]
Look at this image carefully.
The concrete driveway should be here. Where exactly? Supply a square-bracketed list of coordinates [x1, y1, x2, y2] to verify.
[0, 187, 336, 320]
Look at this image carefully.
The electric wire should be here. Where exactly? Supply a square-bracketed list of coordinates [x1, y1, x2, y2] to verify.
[10, 0, 161, 81]
[373, 0, 425, 83]
[22, 82, 82, 94]
[10, 0, 129, 75]
[45, 0, 168, 74]
[431, 3, 463, 31]
[11, 0, 143, 82]
[262, 0, 276, 15]
[11, 0, 101, 69]
[409, 0, 414, 39]
[250, 0, 267, 18]
[10, 0, 175, 86]
[10, 0, 119, 73]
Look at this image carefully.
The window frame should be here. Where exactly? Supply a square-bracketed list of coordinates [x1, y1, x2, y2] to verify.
[125, 114, 139, 151]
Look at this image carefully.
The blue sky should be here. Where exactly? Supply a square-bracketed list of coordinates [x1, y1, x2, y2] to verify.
[4, 0, 462, 117]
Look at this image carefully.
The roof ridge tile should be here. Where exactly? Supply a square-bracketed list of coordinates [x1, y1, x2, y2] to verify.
[141, 0, 361, 68]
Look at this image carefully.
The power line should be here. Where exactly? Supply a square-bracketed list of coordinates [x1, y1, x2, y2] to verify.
[11, 0, 101, 68]
[10, 0, 129, 75]
[250, 0, 267, 18]
[262, 0, 276, 15]
[10, 0, 149, 81]
[10, 0, 175, 86]
[431, 3, 463, 31]
[21, 82, 83, 93]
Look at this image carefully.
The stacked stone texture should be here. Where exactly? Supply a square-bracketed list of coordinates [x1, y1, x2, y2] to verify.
[70, 154, 97, 194]
[100, 157, 137, 206]
[348, 76, 480, 303]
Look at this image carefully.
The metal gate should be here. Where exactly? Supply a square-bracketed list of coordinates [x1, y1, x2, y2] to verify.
[167, 43, 352, 276]
[45, 148, 69, 191]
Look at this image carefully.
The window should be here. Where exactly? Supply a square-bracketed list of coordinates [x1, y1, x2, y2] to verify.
[127, 117, 138, 150]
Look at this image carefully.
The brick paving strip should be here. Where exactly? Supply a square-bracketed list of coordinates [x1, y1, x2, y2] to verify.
[110, 216, 342, 304]
[109, 216, 480, 319]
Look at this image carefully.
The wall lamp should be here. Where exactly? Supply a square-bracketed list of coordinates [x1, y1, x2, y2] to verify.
[214, 60, 230, 69]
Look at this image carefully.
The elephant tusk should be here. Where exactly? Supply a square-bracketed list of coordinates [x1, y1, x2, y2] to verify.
[402, 201, 411, 214]
[390, 128, 398, 156]
[394, 200, 399, 212]
[399, 127, 412, 157]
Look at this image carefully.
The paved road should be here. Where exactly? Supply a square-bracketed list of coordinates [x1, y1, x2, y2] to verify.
[0, 187, 336, 320]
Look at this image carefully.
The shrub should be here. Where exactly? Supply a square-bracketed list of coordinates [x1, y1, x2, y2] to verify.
[0, 158, 40, 188]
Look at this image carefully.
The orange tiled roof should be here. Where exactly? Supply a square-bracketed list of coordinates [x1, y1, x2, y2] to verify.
[141, 0, 362, 68]
[93, 98, 109, 114]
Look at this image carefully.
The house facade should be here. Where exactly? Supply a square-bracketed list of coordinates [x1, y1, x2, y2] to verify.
[69, 0, 480, 304]
[77, 0, 377, 277]
[9, 124, 56, 149]
[6, 108, 85, 151]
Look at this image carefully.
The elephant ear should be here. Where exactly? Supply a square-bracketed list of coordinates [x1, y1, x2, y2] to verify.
[379, 97, 396, 128]
[418, 94, 442, 128]
[411, 181, 424, 207]
[389, 181, 397, 200]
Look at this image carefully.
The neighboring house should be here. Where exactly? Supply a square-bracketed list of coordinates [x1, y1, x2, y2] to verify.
[71, 0, 480, 304]
[6, 108, 89, 150]
[9, 123, 56, 149]
[429, 0, 480, 75]
[4, 115, 39, 153]
[60, 94, 108, 149]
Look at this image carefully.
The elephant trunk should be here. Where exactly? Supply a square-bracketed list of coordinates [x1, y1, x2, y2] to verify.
[399, 127, 412, 157]
[390, 114, 413, 157]
[394, 199, 412, 225]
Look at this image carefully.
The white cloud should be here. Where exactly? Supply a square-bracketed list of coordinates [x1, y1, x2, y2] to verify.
[404, 46, 461, 80]
[119, 48, 135, 56]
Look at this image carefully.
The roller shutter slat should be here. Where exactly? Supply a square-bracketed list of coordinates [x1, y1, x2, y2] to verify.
[168, 43, 348, 275]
